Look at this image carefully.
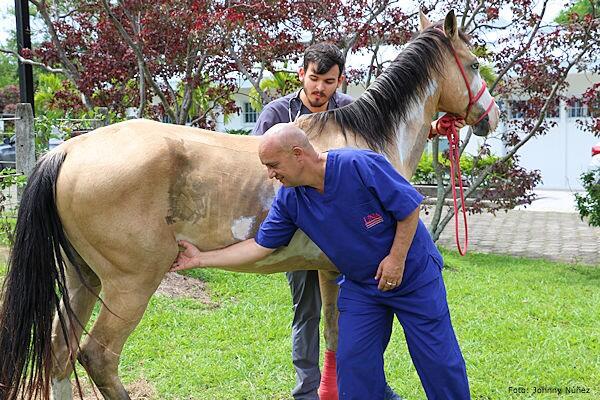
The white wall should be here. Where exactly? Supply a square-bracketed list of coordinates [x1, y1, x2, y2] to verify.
[516, 111, 598, 190]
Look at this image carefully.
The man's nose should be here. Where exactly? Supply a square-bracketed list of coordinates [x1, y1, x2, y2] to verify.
[267, 168, 276, 178]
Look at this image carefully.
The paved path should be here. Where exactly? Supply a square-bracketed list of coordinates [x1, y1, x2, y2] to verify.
[422, 206, 600, 266]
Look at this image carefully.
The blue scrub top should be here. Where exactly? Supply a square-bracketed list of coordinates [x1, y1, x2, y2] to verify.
[256, 148, 443, 293]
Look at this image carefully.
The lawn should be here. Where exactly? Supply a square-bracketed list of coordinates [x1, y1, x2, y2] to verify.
[1, 250, 599, 399]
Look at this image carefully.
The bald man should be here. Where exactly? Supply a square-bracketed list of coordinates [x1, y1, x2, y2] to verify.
[172, 123, 470, 400]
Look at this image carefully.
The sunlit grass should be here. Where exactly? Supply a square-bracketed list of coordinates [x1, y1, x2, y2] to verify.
[1, 250, 599, 399]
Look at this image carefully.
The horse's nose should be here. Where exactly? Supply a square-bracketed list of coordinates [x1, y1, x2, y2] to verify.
[473, 114, 491, 137]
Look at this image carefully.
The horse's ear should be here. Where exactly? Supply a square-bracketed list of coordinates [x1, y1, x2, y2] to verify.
[419, 9, 432, 31]
[443, 10, 459, 41]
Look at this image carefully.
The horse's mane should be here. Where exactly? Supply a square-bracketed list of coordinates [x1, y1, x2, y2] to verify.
[306, 23, 470, 153]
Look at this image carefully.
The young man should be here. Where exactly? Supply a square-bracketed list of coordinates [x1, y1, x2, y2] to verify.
[172, 124, 471, 400]
[251, 42, 356, 400]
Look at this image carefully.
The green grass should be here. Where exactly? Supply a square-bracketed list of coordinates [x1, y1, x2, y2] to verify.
[1, 252, 599, 399]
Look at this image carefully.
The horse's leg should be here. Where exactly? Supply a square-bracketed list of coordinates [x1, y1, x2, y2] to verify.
[51, 256, 102, 400]
[318, 270, 340, 400]
[319, 271, 340, 352]
[77, 271, 164, 400]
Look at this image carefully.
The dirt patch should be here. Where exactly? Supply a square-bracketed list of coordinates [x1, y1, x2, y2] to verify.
[155, 272, 216, 306]
[72, 377, 158, 399]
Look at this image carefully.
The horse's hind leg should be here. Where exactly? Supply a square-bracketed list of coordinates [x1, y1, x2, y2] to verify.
[51, 256, 102, 400]
[77, 274, 164, 400]
[319, 270, 339, 352]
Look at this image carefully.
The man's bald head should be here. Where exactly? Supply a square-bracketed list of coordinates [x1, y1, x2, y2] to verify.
[259, 123, 315, 156]
[258, 123, 324, 187]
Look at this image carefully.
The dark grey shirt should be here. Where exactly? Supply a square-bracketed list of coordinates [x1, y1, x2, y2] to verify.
[251, 90, 354, 136]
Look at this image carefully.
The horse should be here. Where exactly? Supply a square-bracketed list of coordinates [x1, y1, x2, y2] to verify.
[0, 10, 498, 400]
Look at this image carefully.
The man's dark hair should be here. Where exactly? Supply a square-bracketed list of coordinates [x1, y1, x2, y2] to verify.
[303, 42, 345, 77]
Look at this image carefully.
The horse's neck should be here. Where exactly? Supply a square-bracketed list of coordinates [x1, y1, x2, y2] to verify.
[302, 81, 440, 177]
[388, 81, 440, 178]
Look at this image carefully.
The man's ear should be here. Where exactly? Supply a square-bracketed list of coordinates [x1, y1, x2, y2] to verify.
[298, 67, 305, 82]
[337, 74, 345, 88]
[292, 146, 304, 158]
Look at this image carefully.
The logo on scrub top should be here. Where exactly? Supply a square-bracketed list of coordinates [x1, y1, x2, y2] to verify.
[363, 213, 383, 229]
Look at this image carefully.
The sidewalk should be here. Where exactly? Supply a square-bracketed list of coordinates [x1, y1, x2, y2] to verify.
[422, 190, 600, 266]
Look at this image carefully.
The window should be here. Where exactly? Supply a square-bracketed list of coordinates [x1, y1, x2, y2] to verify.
[507, 99, 560, 119]
[567, 100, 589, 118]
[243, 102, 258, 123]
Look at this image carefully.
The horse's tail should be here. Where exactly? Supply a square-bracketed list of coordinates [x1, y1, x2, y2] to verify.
[0, 150, 77, 400]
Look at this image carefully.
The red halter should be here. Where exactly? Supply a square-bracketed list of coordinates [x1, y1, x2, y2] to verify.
[429, 32, 496, 256]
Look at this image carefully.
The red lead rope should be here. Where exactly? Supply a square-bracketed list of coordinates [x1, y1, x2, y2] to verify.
[433, 115, 469, 256]
[428, 28, 497, 256]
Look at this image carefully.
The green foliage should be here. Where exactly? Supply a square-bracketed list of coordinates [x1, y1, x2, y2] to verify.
[34, 107, 121, 156]
[0, 53, 18, 88]
[0, 168, 26, 246]
[225, 128, 251, 135]
[412, 151, 498, 185]
[556, 0, 599, 24]
[34, 73, 65, 116]
[574, 167, 600, 226]
[249, 70, 300, 112]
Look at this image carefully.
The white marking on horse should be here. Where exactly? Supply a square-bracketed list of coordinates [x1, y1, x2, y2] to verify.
[470, 73, 494, 114]
[231, 217, 256, 240]
[395, 80, 438, 164]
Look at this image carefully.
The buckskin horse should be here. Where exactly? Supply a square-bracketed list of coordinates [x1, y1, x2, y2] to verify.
[0, 11, 498, 400]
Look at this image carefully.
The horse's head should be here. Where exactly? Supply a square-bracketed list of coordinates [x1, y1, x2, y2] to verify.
[420, 10, 500, 137]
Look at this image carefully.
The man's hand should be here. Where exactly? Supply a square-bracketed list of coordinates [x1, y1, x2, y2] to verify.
[430, 117, 466, 136]
[170, 238, 275, 272]
[170, 240, 204, 272]
[375, 255, 406, 292]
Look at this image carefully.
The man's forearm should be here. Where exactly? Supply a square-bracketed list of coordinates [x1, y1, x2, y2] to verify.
[171, 238, 276, 272]
[191, 239, 274, 268]
[389, 207, 420, 261]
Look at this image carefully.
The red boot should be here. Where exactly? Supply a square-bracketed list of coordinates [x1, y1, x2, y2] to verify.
[318, 350, 338, 400]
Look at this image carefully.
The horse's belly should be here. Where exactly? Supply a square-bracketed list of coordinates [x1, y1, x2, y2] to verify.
[188, 230, 337, 274]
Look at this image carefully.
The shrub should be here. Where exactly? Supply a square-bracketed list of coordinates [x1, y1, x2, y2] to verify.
[574, 167, 600, 227]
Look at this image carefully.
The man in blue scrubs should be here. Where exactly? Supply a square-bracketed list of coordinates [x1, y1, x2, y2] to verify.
[172, 124, 471, 399]
[251, 42, 354, 400]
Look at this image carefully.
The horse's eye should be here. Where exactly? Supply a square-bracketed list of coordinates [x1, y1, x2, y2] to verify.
[471, 62, 480, 71]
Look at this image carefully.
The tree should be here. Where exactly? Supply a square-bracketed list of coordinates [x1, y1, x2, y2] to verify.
[0, 85, 19, 113]
[2, 0, 599, 242]
[556, 0, 599, 24]
[0, 53, 18, 88]
[421, 0, 600, 241]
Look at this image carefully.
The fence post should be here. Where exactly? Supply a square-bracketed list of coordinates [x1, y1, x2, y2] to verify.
[15, 103, 35, 176]
[15, 103, 35, 199]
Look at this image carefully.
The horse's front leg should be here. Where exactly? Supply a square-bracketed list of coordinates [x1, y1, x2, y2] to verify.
[318, 270, 340, 400]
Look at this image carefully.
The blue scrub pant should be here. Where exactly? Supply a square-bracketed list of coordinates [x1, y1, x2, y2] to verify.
[336, 276, 470, 400]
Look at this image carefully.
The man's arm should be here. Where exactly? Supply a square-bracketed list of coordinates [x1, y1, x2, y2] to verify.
[170, 239, 275, 272]
[374, 207, 420, 291]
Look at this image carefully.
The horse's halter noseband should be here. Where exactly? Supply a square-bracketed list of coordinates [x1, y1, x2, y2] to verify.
[449, 45, 497, 125]
[430, 28, 497, 256]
